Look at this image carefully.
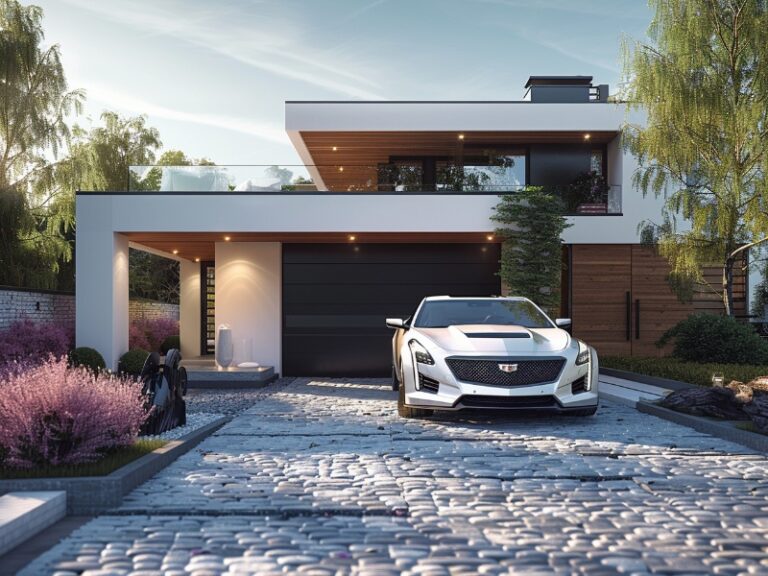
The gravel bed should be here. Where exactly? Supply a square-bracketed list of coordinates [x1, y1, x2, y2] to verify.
[140, 412, 225, 441]
[183, 378, 292, 415]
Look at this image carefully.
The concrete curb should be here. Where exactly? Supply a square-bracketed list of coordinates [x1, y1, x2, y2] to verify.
[600, 368, 697, 391]
[636, 400, 768, 452]
[0, 416, 230, 515]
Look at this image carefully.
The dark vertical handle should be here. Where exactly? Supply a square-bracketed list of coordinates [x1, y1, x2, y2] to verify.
[625, 291, 631, 341]
[635, 299, 640, 339]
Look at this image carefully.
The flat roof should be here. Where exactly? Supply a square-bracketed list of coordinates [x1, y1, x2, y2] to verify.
[525, 76, 594, 88]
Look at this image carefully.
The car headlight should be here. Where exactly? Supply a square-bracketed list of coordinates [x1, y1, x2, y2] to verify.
[576, 340, 591, 365]
[409, 340, 434, 365]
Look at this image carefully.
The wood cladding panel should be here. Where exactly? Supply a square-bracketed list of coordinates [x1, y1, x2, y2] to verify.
[570, 245, 632, 357]
[570, 245, 748, 358]
[630, 246, 694, 356]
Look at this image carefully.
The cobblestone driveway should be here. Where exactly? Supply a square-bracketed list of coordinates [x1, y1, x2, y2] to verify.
[24, 378, 768, 575]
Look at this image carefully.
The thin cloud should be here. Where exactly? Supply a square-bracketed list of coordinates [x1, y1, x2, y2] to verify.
[59, 0, 386, 100]
[86, 83, 290, 145]
[472, 0, 646, 19]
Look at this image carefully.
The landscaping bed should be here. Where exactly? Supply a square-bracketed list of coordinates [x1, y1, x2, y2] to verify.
[601, 356, 768, 388]
[0, 439, 165, 479]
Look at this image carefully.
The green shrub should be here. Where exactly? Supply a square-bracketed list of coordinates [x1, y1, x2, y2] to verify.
[657, 314, 768, 365]
[119, 349, 150, 376]
[67, 347, 106, 373]
[160, 335, 180, 355]
[601, 356, 768, 387]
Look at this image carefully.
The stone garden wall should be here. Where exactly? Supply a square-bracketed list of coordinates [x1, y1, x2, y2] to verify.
[0, 286, 75, 330]
[0, 286, 179, 330]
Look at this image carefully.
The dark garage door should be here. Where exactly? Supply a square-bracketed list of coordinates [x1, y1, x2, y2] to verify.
[282, 243, 501, 377]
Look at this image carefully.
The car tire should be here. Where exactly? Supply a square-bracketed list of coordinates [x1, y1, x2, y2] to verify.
[391, 365, 399, 391]
[569, 405, 598, 417]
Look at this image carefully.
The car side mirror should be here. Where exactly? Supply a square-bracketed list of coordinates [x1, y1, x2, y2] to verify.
[386, 318, 408, 329]
[555, 318, 572, 327]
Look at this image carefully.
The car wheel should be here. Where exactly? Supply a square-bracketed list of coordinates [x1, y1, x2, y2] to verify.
[569, 405, 598, 417]
[398, 382, 433, 418]
[391, 365, 399, 391]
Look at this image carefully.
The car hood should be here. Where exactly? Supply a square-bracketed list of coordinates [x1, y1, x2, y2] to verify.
[415, 324, 570, 354]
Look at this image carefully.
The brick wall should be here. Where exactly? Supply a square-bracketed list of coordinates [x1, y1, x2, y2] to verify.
[0, 287, 179, 330]
[129, 300, 180, 322]
[0, 286, 76, 330]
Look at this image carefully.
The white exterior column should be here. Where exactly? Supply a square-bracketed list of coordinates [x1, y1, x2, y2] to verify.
[215, 242, 282, 373]
[180, 259, 202, 359]
[76, 196, 129, 370]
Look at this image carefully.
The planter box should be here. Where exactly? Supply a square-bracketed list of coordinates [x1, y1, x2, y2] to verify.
[0, 416, 228, 515]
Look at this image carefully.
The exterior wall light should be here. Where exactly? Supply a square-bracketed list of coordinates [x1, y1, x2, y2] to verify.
[224, 236, 231, 241]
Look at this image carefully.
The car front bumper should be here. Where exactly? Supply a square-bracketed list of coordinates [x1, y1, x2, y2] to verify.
[403, 349, 599, 412]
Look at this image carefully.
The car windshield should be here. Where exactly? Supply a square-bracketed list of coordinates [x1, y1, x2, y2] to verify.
[414, 299, 554, 329]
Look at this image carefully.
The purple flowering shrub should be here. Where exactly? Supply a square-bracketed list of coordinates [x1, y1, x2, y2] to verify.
[0, 357, 147, 468]
[129, 317, 179, 352]
[0, 319, 73, 365]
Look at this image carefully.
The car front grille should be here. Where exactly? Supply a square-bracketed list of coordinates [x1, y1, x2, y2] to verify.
[456, 395, 558, 409]
[445, 358, 566, 386]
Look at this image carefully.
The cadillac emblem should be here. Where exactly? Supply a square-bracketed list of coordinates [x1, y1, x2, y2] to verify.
[498, 363, 518, 373]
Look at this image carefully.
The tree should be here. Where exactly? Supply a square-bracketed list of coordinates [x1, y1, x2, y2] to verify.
[0, 0, 83, 288]
[623, 0, 768, 315]
[492, 188, 572, 315]
[68, 111, 161, 192]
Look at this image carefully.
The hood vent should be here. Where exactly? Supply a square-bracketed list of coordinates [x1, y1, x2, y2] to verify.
[464, 332, 531, 339]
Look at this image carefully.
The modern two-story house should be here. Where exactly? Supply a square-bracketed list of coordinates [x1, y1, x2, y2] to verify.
[75, 76, 746, 376]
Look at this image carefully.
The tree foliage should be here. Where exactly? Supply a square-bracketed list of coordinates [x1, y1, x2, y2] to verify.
[491, 188, 571, 315]
[623, 0, 768, 312]
[0, 0, 83, 288]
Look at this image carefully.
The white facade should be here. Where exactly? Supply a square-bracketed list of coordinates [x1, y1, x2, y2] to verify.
[75, 98, 666, 371]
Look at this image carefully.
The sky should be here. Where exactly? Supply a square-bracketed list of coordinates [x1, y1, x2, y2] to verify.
[35, 0, 652, 166]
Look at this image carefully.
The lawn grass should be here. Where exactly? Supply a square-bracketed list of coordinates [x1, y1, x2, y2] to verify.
[0, 439, 166, 479]
[601, 356, 768, 388]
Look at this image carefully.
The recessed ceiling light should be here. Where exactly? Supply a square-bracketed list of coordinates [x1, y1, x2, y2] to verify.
[332, 146, 338, 151]
[487, 235, 494, 241]
[172, 249, 179, 255]
[348, 235, 356, 241]
[458, 133, 465, 140]
[584, 133, 591, 140]
[338, 166, 344, 172]
[195, 257, 200, 262]
[224, 236, 231, 241]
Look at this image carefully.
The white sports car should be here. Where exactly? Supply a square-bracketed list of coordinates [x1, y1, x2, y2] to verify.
[386, 296, 598, 418]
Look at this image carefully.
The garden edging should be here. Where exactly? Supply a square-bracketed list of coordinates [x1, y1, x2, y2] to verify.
[0, 416, 230, 515]
[637, 400, 768, 453]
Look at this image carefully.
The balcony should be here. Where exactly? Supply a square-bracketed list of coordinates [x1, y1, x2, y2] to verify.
[126, 164, 622, 215]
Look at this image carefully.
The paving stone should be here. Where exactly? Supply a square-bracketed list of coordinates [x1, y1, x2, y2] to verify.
[17, 377, 768, 575]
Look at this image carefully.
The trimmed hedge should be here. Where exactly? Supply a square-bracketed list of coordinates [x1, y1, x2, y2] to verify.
[657, 314, 768, 365]
[68, 347, 106, 373]
[119, 349, 150, 376]
[601, 356, 768, 388]
[160, 335, 180, 355]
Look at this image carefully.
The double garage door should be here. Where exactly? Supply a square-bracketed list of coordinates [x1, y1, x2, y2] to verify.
[283, 243, 501, 376]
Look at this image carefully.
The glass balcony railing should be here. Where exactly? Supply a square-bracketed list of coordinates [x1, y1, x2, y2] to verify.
[126, 165, 622, 214]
